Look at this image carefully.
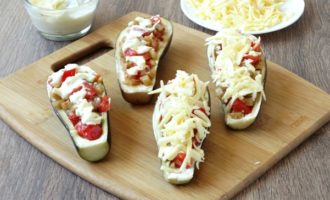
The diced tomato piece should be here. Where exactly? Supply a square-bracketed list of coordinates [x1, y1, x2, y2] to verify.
[75, 122, 102, 140]
[243, 54, 260, 66]
[141, 52, 151, 61]
[124, 48, 138, 56]
[131, 71, 145, 81]
[70, 86, 83, 95]
[131, 74, 140, 81]
[98, 96, 111, 112]
[150, 15, 161, 24]
[192, 107, 206, 115]
[146, 60, 152, 68]
[142, 31, 152, 37]
[85, 125, 102, 140]
[83, 82, 97, 101]
[75, 122, 86, 136]
[68, 113, 80, 126]
[172, 152, 186, 168]
[231, 99, 253, 115]
[251, 41, 261, 52]
[61, 68, 76, 83]
[171, 152, 191, 169]
[154, 30, 163, 41]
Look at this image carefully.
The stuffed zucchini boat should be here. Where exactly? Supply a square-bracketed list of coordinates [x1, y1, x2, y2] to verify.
[150, 70, 211, 184]
[47, 64, 111, 162]
[206, 29, 266, 130]
[115, 15, 173, 104]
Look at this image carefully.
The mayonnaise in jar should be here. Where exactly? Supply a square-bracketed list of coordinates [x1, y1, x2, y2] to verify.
[24, 0, 98, 41]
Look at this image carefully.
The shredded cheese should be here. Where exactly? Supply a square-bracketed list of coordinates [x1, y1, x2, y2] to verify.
[151, 70, 211, 173]
[206, 29, 266, 109]
[187, 0, 288, 32]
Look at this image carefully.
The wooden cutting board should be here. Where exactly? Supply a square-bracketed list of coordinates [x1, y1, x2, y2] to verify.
[0, 12, 329, 200]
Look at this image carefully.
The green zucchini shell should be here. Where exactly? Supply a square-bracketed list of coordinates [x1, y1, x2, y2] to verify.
[207, 43, 267, 130]
[152, 87, 211, 184]
[115, 16, 173, 105]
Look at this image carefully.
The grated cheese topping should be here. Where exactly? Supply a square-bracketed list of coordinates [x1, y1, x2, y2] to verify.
[187, 0, 289, 32]
[150, 70, 211, 173]
[206, 29, 266, 109]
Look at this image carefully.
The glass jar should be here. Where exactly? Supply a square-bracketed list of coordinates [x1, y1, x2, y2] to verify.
[24, 0, 99, 41]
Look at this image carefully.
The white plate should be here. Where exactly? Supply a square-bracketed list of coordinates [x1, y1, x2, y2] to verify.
[180, 0, 305, 34]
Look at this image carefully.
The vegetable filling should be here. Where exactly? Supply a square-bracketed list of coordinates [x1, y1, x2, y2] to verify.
[47, 64, 111, 141]
[151, 71, 211, 173]
[206, 30, 266, 119]
[121, 15, 167, 86]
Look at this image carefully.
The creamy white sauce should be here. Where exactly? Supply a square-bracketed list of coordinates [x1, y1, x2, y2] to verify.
[126, 56, 146, 76]
[48, 64, 102, 125]
[69, 87, 86, 104]
[75, 99, 101, 125]
[136, 46, 152, 54]
[26, 0, 97, 35]
[52, 73, 92, 99]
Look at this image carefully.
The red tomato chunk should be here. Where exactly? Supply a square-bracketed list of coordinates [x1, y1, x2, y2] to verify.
[68, 113, 80, 126]
[231, 99, 252, 115]
[61, 68, 76, 83]
[83, 82, 97, 101]
[172, 152, 191, 169]
[243, 54, 260, 66]
[251, 41, 261, 52]
[142, 31, 152, 37]
[75, 122, 102, 140]
[98, 96, 111, 112]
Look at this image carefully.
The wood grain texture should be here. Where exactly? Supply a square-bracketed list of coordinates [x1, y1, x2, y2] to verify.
[0, 0, 329, 200]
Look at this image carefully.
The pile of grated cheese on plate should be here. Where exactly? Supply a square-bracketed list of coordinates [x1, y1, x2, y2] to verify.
[188, 0, 288, 32]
